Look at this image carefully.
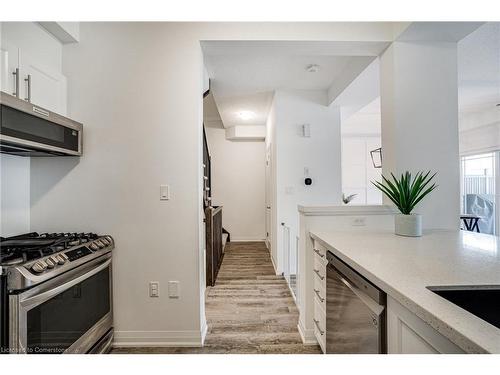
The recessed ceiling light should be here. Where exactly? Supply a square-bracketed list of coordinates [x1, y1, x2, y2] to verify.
[238, 111, 255, 120]
[306, 64, 320, 73]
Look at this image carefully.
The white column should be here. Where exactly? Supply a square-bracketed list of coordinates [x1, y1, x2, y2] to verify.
[380, 41, 460, 230]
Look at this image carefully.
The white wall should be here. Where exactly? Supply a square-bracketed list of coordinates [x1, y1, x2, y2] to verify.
[380, 41, 460, 230]
[29, 23, 207, 346]
[205, 127, 266, 241]
[0, 22, 63, 237]
[273, 90, 342, 274]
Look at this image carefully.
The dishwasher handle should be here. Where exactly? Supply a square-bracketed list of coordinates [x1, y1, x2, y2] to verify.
[327, 251, 385, 304]
[329, 263, 385, 318]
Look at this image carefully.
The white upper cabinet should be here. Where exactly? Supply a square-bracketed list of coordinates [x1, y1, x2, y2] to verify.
[0, 42, 20, 96]
[20, 50, 67, 116]
[1, 22, 68, 116]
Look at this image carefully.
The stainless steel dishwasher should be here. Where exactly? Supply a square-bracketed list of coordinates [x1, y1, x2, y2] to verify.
[326, 251, 386, 354]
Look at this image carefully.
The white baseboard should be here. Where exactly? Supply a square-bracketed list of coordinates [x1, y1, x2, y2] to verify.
[200, 319, 208, 346]
[297, 321, 317, 345]
[113, 329, 205, 348]
[269, 251, 280, 275]
[286, 278, 297, 305]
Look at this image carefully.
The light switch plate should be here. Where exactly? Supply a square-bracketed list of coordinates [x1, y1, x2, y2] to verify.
[149, 281, 159, 297]
[168, 281, 180, 298]
[160, 185, 170, 200]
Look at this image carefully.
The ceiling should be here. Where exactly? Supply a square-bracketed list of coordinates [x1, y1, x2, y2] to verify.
[202, 41, 385, 128]
[458, 22, 500, 114]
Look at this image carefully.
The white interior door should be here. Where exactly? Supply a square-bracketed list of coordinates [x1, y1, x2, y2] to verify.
[265, 144, 272, 250]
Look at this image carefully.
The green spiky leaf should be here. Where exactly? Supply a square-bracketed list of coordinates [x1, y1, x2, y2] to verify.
[371, 170, 437, 214]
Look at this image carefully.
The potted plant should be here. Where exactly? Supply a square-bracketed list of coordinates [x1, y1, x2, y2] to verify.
[372, 171, 437, 237]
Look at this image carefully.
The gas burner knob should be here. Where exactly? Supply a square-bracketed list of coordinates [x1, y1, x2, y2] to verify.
[55, 255, 66, 265]
[106, 236, 113, 244]
[31, 261, 47, 273]
[45, 258, 56, 268]
[101, 238, 110, 246]
[31, 263, 44, 273]
[89, 243, 100, 251]
[96, 240, 106, 248]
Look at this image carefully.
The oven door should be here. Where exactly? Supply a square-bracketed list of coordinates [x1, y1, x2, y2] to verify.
[10, 255, 113, 354]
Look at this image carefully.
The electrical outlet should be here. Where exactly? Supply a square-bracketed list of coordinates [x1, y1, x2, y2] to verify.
[149, 281, 159, 297]
[351, 217, 367, 226]
[168, 281, 180, 298]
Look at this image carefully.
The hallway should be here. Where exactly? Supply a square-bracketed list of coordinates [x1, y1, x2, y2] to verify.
[203, 241, 319, 353]
[113, 242, 320, 354]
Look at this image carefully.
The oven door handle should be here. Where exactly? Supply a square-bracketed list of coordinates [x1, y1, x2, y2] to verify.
[20, 258, 112, 310]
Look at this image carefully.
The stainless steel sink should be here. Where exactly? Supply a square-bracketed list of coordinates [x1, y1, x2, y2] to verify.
[427, 286, 500, 329]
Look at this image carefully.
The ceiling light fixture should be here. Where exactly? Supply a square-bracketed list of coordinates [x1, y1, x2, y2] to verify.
[238, 111, 255, 121]
[306, 64, 320, 73]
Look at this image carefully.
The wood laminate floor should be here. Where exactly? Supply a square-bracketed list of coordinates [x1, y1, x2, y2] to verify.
[113, 241, 320, 354]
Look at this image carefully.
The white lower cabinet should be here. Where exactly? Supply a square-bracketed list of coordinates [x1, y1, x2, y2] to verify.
[387, 296, 465, 354]
[313, 299, 326, 352]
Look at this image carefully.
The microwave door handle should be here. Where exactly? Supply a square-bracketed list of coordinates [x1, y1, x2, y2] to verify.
[20, 258, 111, 310]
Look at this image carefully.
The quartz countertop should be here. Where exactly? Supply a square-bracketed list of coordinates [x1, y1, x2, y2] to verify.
[309, 229, 500, 353]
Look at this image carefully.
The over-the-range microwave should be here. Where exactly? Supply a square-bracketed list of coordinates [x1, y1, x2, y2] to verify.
[0, 91, 83, 156]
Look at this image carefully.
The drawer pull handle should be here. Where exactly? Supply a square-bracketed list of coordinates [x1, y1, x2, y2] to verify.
[313, 319, 325, 335]
[313, 269, 325, 280]
[314, 288, 325, 302]
[313, 249, 325, 258]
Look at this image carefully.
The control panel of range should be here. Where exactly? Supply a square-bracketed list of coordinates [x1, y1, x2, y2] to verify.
[29, 236, 114, 274]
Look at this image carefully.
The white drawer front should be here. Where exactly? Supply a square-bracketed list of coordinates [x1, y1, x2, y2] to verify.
[313, 274, 326, 312]
[312, 241, 328, 264]
[313, 299, 326, 353]
[313, 256, 326, 289]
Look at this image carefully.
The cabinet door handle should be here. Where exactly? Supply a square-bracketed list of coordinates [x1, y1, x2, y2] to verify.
[313, 319, 325, 335]
[24, 74, 31, 102]
[314, 288, 325, 302]
[313, 269, 325, 280]
[313, 249, 325, 258]
[12, 68, 19, 98]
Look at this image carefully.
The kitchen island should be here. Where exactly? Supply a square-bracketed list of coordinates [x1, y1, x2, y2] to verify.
[310, 229, 500, 354]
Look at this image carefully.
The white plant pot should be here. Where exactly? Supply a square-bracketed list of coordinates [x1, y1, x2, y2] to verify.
[395, 214, 422, 237]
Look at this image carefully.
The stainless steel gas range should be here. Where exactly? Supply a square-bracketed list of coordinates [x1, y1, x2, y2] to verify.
[0, 232, 114, 354]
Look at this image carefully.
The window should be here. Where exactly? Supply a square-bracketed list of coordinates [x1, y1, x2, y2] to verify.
[460, 152, 496, 234]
